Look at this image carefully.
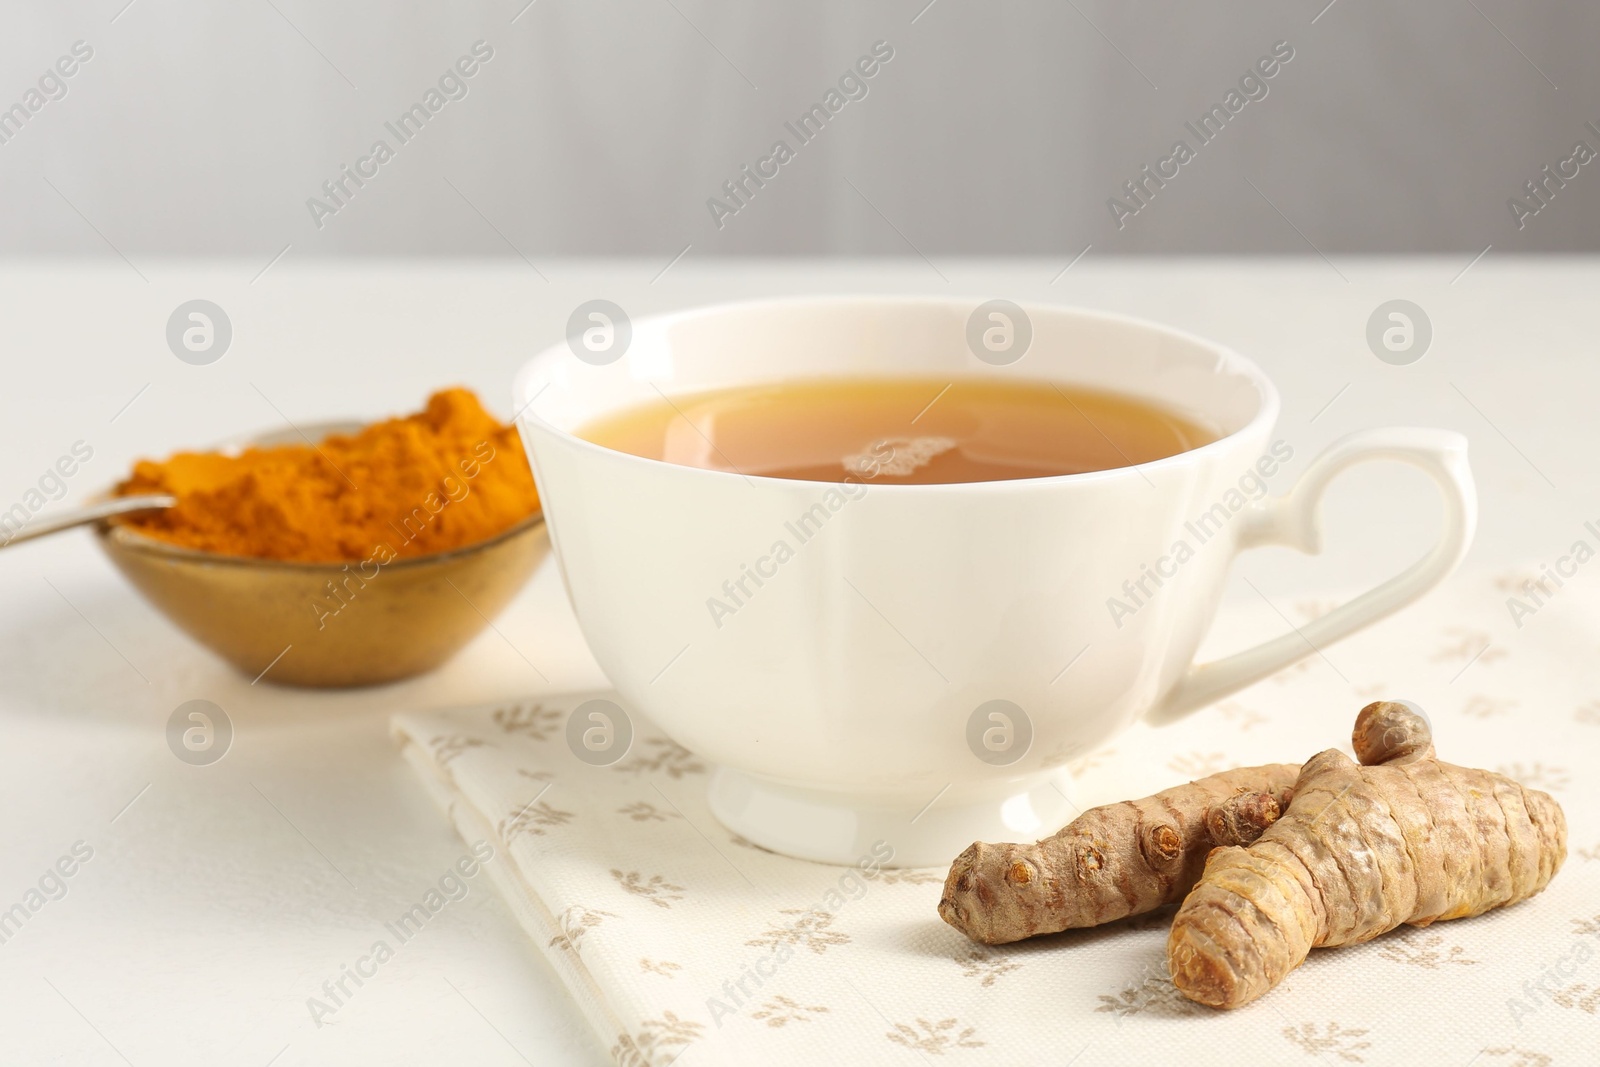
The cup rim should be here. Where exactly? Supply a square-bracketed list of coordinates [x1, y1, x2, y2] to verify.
[513, 294, 1281, 490]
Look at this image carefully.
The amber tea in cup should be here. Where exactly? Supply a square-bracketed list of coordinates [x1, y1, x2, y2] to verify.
[577, 377, 1215, 483]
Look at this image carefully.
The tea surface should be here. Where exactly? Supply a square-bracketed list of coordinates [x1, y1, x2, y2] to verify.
[578, 377, 1214, 484]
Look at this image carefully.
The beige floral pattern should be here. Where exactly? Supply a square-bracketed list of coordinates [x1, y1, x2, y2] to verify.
[549, 905, 617, 954]
[727, 832, 775, 853]
[1069, 747, 1116, 774]
[1496, 762, 1570, 790]
[1461, 695, 1516, 719]
[1376, 930, 1477, 968]
[499, 798, 575, 843]
[612, 1011, 702, 1067]
[1032, 738, 1078, 768]
[616, 737, 705, 778]
[492, 702, 562, 740]
[886, 1017, 983, 1055]
[428, 733, 484, 765]
[612, 870, 685, 909]
[862, 867, 942, 886]
[1492, 568, 1539, 593]
[1168, 751, 1231, 777]
[617, 801, 680, 822]
[1433, 628, 1505, 665]
[639, 958, 681, 978]
[1216, 701, 1267, 731]
[1552, 984, 1600, 1013]
[1481, 1050, 1552, 1067]
[1282, 1022, 1371, 1062]
[751, 995, 829, 1027]
[955, 946, 1022, 987]
[1096, 970, 1197, 1018]
[1270, 657, 1316, 684]
[746, 908, 849, 954]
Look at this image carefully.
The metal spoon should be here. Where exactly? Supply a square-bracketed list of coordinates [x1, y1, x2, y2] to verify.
[0, 495, 175, 549]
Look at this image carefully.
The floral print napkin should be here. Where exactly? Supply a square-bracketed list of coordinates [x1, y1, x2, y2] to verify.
[393, 567, 1598, 1066]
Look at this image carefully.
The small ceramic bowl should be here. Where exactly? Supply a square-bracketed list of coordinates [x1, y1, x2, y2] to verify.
[95, 422, 548, 687]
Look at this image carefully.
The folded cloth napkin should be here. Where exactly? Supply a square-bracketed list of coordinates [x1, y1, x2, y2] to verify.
[393, 568, 1599, 1066]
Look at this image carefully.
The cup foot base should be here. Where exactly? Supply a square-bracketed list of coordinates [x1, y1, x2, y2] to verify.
[705, 767, 1078, 868]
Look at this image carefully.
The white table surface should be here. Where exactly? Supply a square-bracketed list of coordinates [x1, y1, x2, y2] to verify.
[1, 256, 1593, 1066]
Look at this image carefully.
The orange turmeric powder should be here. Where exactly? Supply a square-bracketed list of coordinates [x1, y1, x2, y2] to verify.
[114, 388, 540, 562]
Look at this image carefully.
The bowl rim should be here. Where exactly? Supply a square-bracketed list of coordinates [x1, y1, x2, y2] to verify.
[96, 508, 546, 570]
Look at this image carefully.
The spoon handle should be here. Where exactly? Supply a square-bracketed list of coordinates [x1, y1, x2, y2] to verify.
[0, 495, 176, 549]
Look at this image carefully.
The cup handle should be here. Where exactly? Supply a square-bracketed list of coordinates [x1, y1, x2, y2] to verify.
[1146, 427, 1477, 726]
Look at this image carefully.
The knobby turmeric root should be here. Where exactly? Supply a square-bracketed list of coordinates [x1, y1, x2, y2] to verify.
[939, 763, 1300, 944]
[1168, 701, 1568, 1009]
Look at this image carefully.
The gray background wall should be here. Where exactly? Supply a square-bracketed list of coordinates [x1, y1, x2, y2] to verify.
[2, 1, 1595, 257]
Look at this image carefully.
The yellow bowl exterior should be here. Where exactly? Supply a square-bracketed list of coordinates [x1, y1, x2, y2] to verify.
[95, 516, 548, 687]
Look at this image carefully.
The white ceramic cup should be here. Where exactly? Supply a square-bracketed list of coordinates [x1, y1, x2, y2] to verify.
[513, 297, 1475, 867]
